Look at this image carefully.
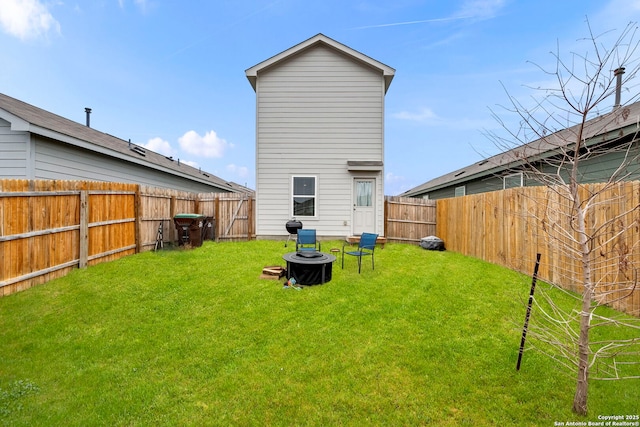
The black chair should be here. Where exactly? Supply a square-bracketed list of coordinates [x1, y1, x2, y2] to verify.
[342, 232, 378, 273]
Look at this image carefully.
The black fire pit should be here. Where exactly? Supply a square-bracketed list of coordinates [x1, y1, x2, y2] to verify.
[282, 251, 336, 285]
[285, 219, 303, 247]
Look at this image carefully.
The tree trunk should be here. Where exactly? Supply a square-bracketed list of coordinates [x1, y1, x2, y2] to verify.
[573, 297, 590, 415]
[572, 203, 591, 415]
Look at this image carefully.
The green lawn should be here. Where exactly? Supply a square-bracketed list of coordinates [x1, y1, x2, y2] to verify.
[0, 240, 638, 426]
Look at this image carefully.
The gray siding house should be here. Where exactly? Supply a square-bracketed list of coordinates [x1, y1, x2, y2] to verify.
[0, 92, 250, 193]
[245, 34, 395, 239]
[402, 101, 640, 199]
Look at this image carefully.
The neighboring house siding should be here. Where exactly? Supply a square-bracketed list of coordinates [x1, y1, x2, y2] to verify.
[0, 118, 28, 178]
[1, 93, 247, 194]
[33, 137, 227, 193]
[466, 176, 503, 195]
[540, 146, 640, 184]
[256, 44, 384, 237]
[423, 146, 640, 199]
[404, 105, 640, 200]
[425, 175, 503, 199]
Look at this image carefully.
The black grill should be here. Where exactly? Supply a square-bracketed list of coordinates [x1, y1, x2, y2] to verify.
[286, 220, 303, 234]
[285, 220, 303, 247]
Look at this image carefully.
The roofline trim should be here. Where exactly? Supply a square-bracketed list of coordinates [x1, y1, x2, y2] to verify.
[245, 33, 395, 92]
[28, 124, 237, 192]
[0, 109, 29, 131]
[403, 120, 640, 196]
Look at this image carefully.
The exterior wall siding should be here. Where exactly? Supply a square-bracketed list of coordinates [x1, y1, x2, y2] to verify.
[0, 118, 28, 178]
[421, 142, 640, 200]
[424, 176, 503, 200]
[33, 137, 227, 193]
[256, 45, 385, 237]
[541, 146, 640, 184]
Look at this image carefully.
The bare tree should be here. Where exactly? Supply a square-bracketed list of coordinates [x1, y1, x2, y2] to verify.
[486, 19, 640, 415]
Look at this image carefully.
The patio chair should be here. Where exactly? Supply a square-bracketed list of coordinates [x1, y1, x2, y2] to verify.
[342, 232, 378, 273]
[296, 229, 321, 252]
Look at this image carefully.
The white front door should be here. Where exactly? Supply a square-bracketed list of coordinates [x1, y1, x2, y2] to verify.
[353, 178, 375, 235]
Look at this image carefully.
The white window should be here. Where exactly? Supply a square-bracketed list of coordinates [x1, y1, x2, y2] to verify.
[454, 185, 466, 197]
[292, 176, 316, 217]
[503, 172, 523, 189]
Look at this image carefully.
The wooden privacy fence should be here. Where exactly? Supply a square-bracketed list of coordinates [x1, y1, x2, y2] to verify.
[138, 186, 254, 250]
[0, 180, 138, 296]
[0, 182, 426, 296]
[0, 180, 254, 296]
[6, 177, 639, 316]
[384, 196, 436, 244]
[436, 183, 640, 317]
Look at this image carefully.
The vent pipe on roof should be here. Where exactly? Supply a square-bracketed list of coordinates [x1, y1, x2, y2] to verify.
[85, 107, 92, 127]
[614, 67, 625, 109]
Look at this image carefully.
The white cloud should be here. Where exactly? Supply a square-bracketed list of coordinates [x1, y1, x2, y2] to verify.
[227, 164, 249, 178]
[385, 172, 405, 183]
[393, 107, 498, 131]
[0, 0, 61, 40]
[352, 0, 506, 30]
[118, 0, 152, 13]
[456, 0, 507, 20]
[178, 130, 231, 158]
[385, 172, 412, 196]
[142, 137, 176, 157]
[393, 107, 439, 122]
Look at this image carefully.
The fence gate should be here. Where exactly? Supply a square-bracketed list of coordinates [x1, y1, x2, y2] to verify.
[216, 194, 253, 241]
[384, 196, 437, 244]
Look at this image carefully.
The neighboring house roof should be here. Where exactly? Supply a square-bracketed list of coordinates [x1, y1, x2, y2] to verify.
[245, 33, 396, 93]
[401, 101, 640, 197]
[0, 92, 252, 194]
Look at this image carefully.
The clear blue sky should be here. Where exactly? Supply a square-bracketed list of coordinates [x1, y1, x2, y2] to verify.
[2, 0, 639, 194]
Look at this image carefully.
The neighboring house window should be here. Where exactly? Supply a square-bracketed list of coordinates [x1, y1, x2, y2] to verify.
[454, 186, 466, 197]
[422, 194, 430, 200]
[503, 172, 523, 189]
[292, 176, 316, 217]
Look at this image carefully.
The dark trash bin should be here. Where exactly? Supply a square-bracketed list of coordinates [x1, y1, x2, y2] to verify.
[174, 214, 206, 247]
[420, 236, 445, 251]
[203, 216, 215, 241]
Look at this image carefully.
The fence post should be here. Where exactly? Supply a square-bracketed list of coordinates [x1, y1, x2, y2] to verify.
[247, 196, 253, 240]
[194, 195, 200, 216]
[384, 198, 388, 238]
[169, 195, 177, 244]
[79, 191, 88, 268]
[134, 187, 142, 253]
[214, 196, 220, 242]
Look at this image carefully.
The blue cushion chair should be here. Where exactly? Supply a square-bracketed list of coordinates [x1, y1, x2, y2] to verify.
[296, 229, 321, 252]
[342, 232, 378, 273]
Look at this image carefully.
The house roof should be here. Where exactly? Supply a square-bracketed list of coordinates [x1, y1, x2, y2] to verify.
[0, 92, 252, 194]
[401, 101, 640, 197]
[245, 33, 396, 93]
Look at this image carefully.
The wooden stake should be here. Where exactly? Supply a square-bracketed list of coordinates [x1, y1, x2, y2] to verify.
[517, 253, 541, 371]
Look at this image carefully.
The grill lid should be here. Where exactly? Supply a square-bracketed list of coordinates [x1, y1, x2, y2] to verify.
[285, 220, 303, 234]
